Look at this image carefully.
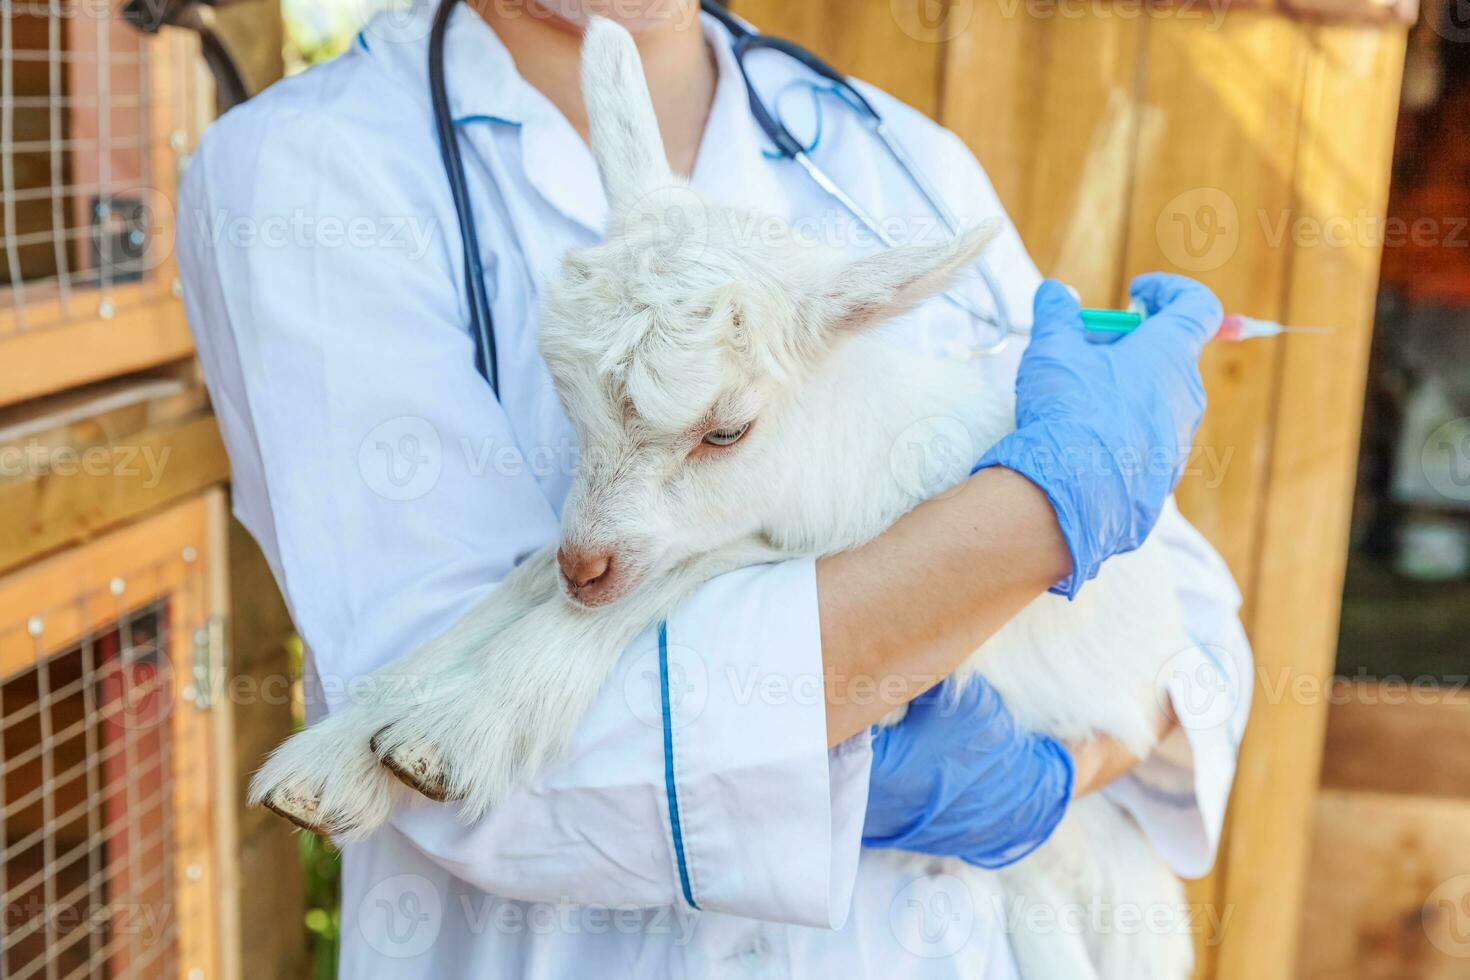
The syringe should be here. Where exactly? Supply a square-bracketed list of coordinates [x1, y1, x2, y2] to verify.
[1078, 307, 1333, 341]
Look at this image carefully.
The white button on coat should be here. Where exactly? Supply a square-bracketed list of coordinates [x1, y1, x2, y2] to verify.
[177, 4, 1253, 977]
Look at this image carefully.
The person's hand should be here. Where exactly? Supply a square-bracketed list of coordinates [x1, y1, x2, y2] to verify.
[863, 676, 1074, 869]
[975, 272, 1222, 598]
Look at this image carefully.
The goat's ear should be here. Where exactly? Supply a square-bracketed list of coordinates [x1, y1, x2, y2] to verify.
[581, 17, 673, 212]
[811, 224, 1000, 338]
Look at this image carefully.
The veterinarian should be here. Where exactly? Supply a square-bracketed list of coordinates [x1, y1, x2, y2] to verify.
[178, 1, 1251, 976]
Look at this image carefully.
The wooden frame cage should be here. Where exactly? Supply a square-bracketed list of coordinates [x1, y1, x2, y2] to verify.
[0, 495, 226, 980]
[0, 2, 227, 976]
[0, 2, 206, 407]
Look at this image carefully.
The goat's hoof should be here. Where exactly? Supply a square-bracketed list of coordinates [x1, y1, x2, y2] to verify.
[371, 728, 462, 803]
[260, 789, 346, 838]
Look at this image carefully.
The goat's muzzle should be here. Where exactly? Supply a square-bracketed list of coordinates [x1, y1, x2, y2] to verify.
[558, 546, 620, 607]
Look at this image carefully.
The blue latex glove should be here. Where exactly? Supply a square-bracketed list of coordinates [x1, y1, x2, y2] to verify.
[863, 677, 1075, 869]
[975, 273, 1222, 598]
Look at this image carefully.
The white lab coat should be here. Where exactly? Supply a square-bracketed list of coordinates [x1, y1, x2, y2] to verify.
[176, 4, 1253, 977]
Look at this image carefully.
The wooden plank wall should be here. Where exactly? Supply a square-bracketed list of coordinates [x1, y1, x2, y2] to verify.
[1224, 25, 1405, 980]
[1301, 688, 1470, 977]
[730, 2, 1406, 976]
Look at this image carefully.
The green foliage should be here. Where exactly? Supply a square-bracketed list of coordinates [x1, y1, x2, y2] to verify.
[284, 632, 342, 979]
[301, 829, 342, 980]
[283, 0, 390, 74]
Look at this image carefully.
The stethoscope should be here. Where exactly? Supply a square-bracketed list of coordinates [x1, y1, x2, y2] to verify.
[429, 0, 1020, 395]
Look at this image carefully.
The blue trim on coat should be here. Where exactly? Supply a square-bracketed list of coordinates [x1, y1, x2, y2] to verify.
[453, 113, 522, 128]
[659, 620, 700, 910]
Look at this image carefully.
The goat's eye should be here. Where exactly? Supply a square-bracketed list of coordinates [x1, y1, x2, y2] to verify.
[701, 423, 750, 448]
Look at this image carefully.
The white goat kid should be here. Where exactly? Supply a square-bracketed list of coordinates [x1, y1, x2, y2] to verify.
[251, 18, 1194, 979]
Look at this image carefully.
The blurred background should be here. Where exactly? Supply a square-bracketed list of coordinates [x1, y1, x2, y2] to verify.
[0, 1, 1464, 978]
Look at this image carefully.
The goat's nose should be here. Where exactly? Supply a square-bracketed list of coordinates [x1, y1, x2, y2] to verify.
[558, 547, 612, 590]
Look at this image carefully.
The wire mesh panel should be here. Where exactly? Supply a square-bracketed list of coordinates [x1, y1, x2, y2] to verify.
[0, 2, 205, 406]
[0, 496, 220, 980]
[1, 601, 178, 980]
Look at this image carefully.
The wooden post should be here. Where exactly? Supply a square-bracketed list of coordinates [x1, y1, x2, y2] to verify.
[1212, 24, 1405, 979]
[205, 488, 241, 980]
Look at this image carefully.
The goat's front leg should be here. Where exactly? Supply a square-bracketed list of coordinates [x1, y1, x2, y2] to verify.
[368, 589, 649, 820]
[247, 547, 562, 839]
[374, 538, 791, 820]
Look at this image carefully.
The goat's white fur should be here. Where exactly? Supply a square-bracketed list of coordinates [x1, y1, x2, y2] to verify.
[250, 18, 1194, 978]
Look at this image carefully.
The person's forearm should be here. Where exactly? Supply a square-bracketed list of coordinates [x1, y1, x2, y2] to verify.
[818, 467, 1071, 745]
[1067, 700, 1179, 796]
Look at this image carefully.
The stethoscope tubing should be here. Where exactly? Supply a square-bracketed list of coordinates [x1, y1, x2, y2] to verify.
[429, 0, 1020, 392]
[706, 1, 1016, 353]
[430, 0, 500, 391]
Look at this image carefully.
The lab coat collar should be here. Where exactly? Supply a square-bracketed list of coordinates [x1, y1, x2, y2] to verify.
[360, 1, 536, 127]
[363, 3, 788, 235]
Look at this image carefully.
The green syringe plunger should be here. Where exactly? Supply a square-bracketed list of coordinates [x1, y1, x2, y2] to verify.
[1077, 307, 1330, 342]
